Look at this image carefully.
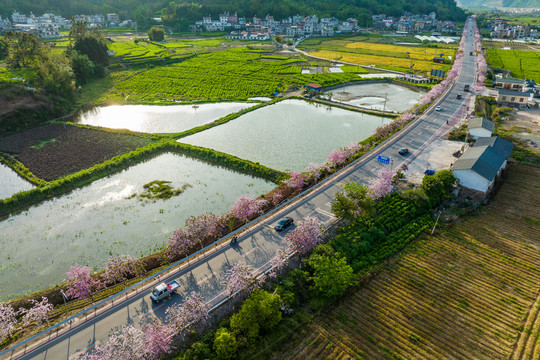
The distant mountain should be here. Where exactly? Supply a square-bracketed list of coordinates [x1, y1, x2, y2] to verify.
[502, 0, 540, 7]
[457, 0, 539, 9]
[0, 0, 466, 29]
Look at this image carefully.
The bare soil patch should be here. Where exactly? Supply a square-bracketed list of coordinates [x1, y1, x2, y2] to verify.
[270, 164, 540, 360]
[0, 124, 151, 180]
[502, 108, 540, 150]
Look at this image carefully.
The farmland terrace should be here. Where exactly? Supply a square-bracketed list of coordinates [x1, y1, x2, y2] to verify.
[269, 163, 540, 360]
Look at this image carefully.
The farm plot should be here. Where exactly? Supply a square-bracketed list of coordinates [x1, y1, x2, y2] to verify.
[299, 38, 455, 73]
[0, 124, 152, 180]
[107, 48, 358, 102]
[271, 164, 540, 360]
[486, 49, 540, 83]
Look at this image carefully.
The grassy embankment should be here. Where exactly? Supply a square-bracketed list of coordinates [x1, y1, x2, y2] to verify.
[268, 164, 540, 360]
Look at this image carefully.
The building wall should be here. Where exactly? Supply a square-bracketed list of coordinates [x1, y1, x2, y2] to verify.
[454, 169, 492, 193]
[469, 128, 492, 140]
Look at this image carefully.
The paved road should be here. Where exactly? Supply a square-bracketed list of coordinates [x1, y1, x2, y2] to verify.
[8, 20, 478, 360]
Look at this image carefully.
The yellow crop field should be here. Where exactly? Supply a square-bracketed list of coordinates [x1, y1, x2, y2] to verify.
[309, 49, 450, 73]
[300, 37, 455, 73]
[270, 164, 540, 360]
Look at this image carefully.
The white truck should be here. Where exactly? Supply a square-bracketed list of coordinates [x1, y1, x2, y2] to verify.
[150, 281, 180, 302]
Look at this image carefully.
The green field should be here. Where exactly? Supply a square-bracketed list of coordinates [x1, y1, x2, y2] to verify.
[486, 48, 540, 82]
[102, 47, 360, 102]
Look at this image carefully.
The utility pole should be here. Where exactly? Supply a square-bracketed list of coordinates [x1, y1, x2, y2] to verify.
[60, 289, 71, 318]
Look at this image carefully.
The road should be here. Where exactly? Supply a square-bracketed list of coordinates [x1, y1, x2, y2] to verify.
[6, 20, 477, 360]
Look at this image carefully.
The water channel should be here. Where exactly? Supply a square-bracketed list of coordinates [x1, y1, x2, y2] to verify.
[74, 103, 254, 133]
[0, 163, 34, 200]
[0, 153, 274, 300]
[180, 99, 392, 172]
[326, 83, 424, 113]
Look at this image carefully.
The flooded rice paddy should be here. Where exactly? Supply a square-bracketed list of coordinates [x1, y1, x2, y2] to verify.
[0, 163, 34, 199]
[326, 83, 423, 112]
[180, 99, 392, 172]
[0, 153, 274, 300]
[74, 103, 254, 133]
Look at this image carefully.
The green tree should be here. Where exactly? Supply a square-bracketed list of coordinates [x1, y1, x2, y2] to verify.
[331, 181, 374, 222]
[0, 38, 7, 60]
[421, 170, 456, 205]
[308, 253, 356, 298]
[69, 51, 95, 86]
[37, 52, 75, 102]
[230, 290, 282, 340]
[148, 26, 165, 41]
[4, 31, 43, 69]
[213, 328, 238, 360]
[69, 20, 109, 66]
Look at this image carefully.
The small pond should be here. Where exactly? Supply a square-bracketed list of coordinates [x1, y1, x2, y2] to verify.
[74, 103, 254, 133]
[180, 99, 392, 172]
[326, 83, 423, 112]
[0, 153, 274, 300]
[0, 164, 34, 199]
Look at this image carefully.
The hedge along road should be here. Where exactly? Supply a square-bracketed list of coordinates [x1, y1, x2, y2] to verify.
[7, 21, 478, 360]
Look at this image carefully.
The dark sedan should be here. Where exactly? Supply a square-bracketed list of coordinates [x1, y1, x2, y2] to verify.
[274, 217, 294, 231]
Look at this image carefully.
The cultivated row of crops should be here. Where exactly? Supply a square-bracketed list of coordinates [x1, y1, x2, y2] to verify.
[273, 165, 540, 360]
[486, 48, 540, 82]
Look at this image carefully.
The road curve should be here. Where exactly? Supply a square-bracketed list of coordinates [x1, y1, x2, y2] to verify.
[5, 20, 477, 360]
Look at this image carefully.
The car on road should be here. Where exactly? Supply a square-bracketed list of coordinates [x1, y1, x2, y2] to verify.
[150, 281, 180, 302]
[435, 106, 442, 111]
[456, 93, 462, 99]
[274, 217, 294, 231]
[399, 148, 409, 155]
[424, 169, 436, 176]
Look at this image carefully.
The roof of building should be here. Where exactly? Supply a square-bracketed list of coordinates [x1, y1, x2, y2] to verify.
[498, 88, 530, 97]
[468, 117, 495, 132]
[453, 145, 506, 182]
[474, 136, 513, 158]
[306, 83, 322, 89]
[495, 78, 524, 84]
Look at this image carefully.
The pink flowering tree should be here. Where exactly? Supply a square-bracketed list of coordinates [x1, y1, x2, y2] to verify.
[305, 162, 324, 181]
[102, 255, 144, 286]
[223, 263, 262, 296]
[283, 172, 308, 192]
[18, 297, 53, 326]
[142, 320, 175, 360]
[165, 292, 210, 335]
[285, 216, 324, 256]
[231, 196, 268, 222]
[268, 249, 290, 279]
[168, 212, 225, 258]
[326, 149, 348, 167]
[74, 321, 175, 360]
[271, 191, 285, 205]
[369, 168, 395, 199]
[64, 265, 102, 301]
[0, 302, 17, 342]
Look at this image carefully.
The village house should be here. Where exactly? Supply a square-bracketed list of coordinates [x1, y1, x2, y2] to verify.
[452, 137, 513, 197]
[468, 117, 495, 140]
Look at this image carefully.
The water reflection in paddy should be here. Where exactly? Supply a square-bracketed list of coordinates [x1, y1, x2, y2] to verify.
[326, 83, 423, 113]
[181, 99, 392, 172]
[0, 153, 274, 300]
[74, 103, 254, 133]
[0, 163, 34, 199]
